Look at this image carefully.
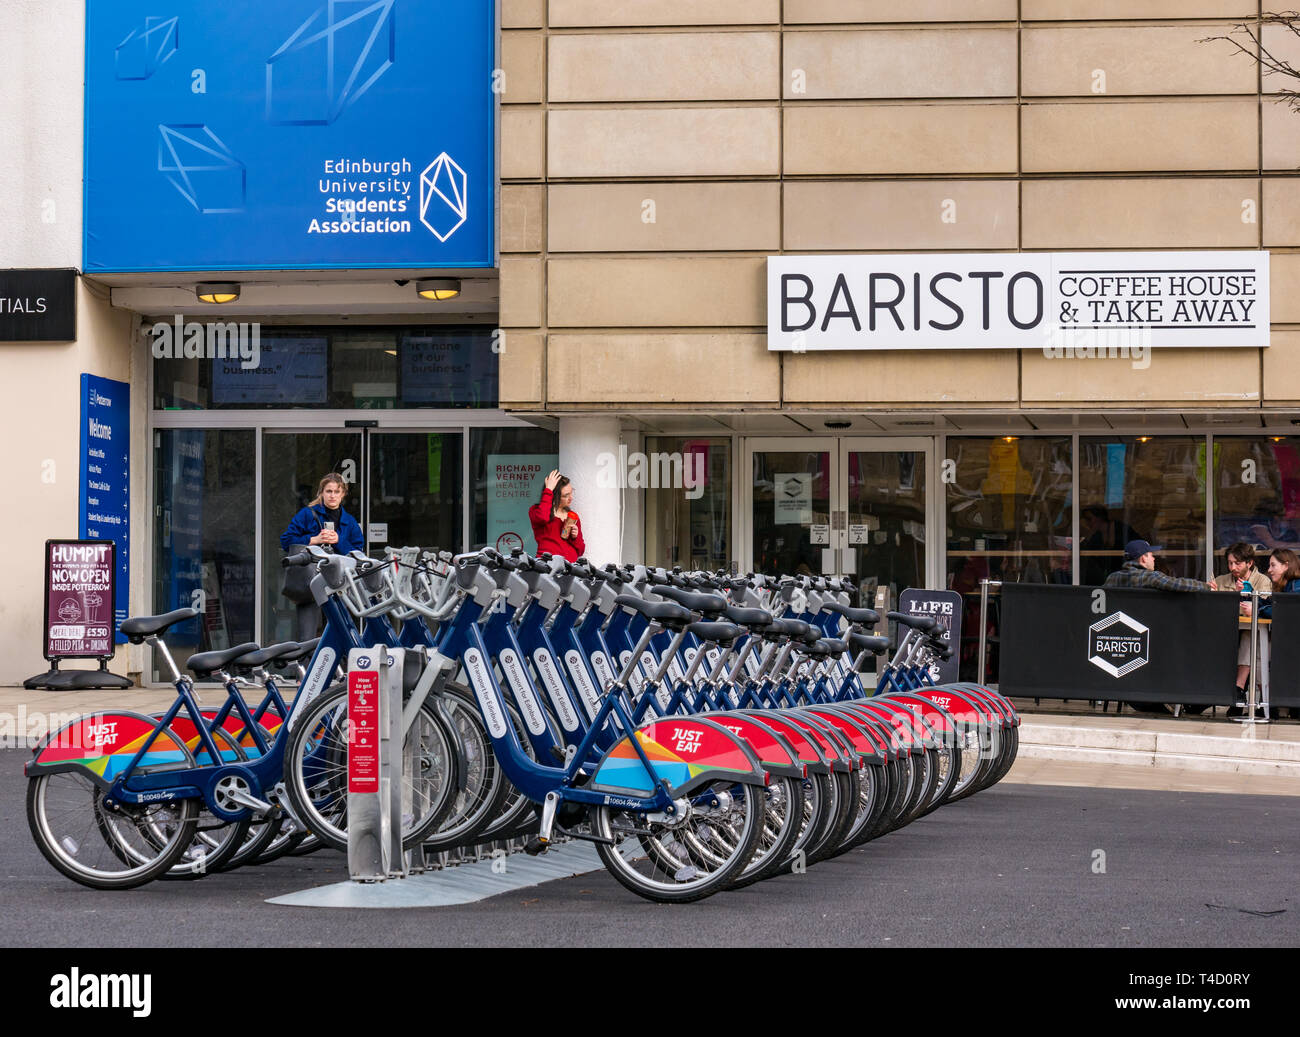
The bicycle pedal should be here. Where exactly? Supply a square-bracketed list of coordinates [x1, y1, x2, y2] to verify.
[522, 836, 549, 856]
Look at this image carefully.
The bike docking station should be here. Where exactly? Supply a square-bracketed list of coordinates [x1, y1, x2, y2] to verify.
[346, 646, 405, 883]
[267, 644, 603, 910]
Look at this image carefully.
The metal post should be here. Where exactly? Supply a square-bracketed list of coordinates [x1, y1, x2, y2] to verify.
[978, 579, 989, 686]
[1236, 586, 1269, 725]
[347, 646, 406, 881]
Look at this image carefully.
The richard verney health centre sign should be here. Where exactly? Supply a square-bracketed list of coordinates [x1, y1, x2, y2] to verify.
[768, 252, 1270, 350]
[84, 0, 495, 272]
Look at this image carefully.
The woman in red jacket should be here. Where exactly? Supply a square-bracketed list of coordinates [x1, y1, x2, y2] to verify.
[529, 469, 585, 562]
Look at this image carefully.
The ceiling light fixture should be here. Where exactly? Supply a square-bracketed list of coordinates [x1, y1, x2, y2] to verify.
[416, 277, 461, 301]
[196, 282, 240, 304]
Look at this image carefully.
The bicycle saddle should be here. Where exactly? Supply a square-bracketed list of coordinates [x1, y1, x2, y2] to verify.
[653, 585, 729, 616]
[849, 632, 891, 655]
[822, 602, 880, 626]
[686, 620, 743, 644]
[724, 604, 774, 628]
[230, 641, 301, 669]
[761, 618, 813, 639]
[120, 607, 200, 643]
[187, 642, 262, 679]
[614, 594, 693, 626]
[270, 639, 320, 666]
[887, 611, 939, 634]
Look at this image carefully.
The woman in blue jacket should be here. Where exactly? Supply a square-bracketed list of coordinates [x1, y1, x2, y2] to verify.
[280, 472, 365, 640]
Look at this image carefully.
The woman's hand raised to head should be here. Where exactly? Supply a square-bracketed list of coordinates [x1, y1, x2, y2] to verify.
[544, 469, 561, 491]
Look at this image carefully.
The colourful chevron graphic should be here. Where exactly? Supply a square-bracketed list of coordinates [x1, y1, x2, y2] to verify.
[591, 723, 753, 795]
[32, 713, 190, 780]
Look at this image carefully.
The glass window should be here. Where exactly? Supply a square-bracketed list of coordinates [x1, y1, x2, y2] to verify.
[945, 436, 1072, 683]
[152, 429, 256, 680]
[647, 438, 732, 570]
[470, 427, 559, 553]
[153, 325, 498, 410]
[946, 437, 1073, 588]
[1079, 436, 1207, 583]
[1213, 435, 1300, 556]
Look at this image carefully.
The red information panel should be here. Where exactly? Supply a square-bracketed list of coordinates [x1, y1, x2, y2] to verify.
[44, 540, 116, 659]
[348, 670, 380, 794]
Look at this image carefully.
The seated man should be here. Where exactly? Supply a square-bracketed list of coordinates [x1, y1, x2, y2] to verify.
[1104, 540, 1213, 592]
[1104, 540, 1214, 716]
[1212, 541, 1271, 711]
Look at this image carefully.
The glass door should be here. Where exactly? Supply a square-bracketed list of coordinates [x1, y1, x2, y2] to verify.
[838, 438, 933, 612]
[261, 430, 364, 646]
[743, 437, 935, 604]
[366, 431, 463, 556]
[746, 439, 837, 578]
[259, 427, 464, 644]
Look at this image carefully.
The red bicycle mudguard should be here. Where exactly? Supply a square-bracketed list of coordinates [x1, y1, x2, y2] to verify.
[25, 711, 190, 785]
[588, 716, 767, 798]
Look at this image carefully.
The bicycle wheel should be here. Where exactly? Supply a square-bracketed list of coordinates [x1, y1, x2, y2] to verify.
[878, 756, 912, 835]
[286, 832, 325, 857]
[806, 769, 857, 863]
[730, 775, 805, 888]
[284, 688, 458, 853]
[419, 684, 510, 851]
[593, 779, 763, 903]
[159, 727, 251, 879]
[249, 816, 307, 866]
[896, 749, 935, 829]
[214, 813, 284, 872]
[28, 771, 199, 890]
[946, 721, 989, 802]
[826, 761, 884, 858]
[777, 771, 833, 874]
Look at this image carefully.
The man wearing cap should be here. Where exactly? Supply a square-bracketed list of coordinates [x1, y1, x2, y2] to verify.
[1103, 540, 1215, 592]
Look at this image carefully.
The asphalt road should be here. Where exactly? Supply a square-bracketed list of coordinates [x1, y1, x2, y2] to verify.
[4, 748, 1296, 948]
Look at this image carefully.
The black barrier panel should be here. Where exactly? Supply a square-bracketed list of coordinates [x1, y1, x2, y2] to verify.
[1000, 584, 1239, 705]
[1268, 594, 1300, 709]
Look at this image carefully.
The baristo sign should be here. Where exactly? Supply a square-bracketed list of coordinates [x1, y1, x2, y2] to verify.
[767, 252, 1270, 350]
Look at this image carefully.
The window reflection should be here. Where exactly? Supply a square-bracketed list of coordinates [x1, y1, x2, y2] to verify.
[646, 438, 731, 570]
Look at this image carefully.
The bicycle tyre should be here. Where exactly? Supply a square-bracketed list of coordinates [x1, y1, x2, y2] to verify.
[593, 778, 762, 903]
[284, 688, 458, 853]
[730, 775, 803, 889]
[419, 683, 511, 851]
[28, 771, 199, 891]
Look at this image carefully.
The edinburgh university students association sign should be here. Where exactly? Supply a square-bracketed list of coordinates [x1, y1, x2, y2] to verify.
[83, 1, 495, 271]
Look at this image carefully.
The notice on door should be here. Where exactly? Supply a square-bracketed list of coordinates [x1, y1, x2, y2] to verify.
[774, 473, 812, 524]
[810, 524, 829, 545]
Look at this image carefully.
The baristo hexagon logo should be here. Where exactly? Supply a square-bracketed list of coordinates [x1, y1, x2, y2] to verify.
[1088, 611, 1150, 678]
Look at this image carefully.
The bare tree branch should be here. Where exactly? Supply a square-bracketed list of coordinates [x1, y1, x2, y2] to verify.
[1200, 13, 1300, 113]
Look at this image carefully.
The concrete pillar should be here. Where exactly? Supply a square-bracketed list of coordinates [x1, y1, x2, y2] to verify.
[558, 416, 621, 566]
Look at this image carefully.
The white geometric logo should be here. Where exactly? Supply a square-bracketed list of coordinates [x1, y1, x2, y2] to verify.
[1087, 611, 1150, 678]
[419, 153, 468, 242]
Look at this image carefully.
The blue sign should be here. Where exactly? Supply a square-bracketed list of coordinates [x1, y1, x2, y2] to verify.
[80, 375, 131, 642]
[84, 1, 496, 272]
